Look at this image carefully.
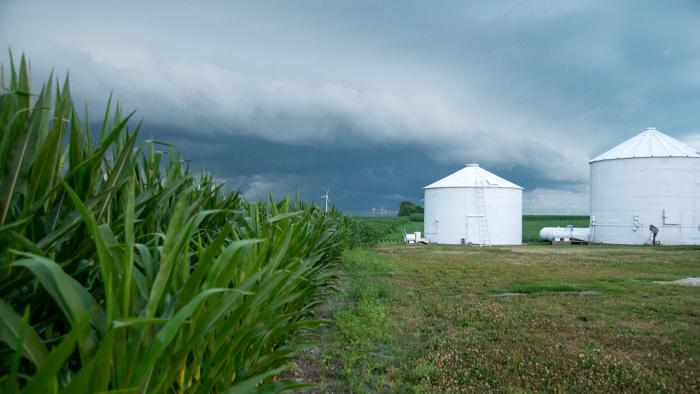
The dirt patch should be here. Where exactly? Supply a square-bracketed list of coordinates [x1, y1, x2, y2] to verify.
[558, 290, 602, 296]
[493, 292, 527, 297]
[493, 290, 602, 297]
[618, 320, 659, 331]
[285, 348, 324, 382]
[654, 277, 700, 286]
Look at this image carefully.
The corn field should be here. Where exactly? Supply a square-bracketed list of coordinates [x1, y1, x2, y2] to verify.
[0, 54, 344, 393]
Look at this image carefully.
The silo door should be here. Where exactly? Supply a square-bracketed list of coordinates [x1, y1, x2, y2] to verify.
[466, 216, 480, 244]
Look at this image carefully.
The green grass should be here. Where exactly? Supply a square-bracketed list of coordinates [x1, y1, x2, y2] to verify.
[293, 244, 700, 392]
[522, 215, 590, 242]
[346, 215, 590, 244]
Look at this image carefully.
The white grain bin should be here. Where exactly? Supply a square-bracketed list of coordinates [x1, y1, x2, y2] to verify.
[423, 164, 522, 245]
[589, 127, 700, 245]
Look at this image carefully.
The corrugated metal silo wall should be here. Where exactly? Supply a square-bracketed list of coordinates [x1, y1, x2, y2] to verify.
[590, 157, 700, 245]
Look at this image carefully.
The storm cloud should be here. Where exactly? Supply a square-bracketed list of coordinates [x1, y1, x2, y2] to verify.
[2, 0, 699, 214]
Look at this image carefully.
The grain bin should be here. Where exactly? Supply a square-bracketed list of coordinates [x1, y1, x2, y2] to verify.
[589, 127, 700, 245]
[423, 164, 522, 245]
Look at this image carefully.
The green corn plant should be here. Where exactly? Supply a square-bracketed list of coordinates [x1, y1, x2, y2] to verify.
[0, 53, 344, 393]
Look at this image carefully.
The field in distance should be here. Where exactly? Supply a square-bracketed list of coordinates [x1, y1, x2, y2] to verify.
[350, 215, 590, 243]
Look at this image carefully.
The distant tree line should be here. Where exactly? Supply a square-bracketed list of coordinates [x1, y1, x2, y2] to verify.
[398, 201, 424, 217]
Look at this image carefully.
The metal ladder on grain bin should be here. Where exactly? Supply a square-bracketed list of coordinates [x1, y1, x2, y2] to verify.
[474, 176, 491, 246]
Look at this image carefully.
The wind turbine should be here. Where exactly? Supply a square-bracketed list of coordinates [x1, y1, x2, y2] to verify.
[320, 189, 330, 213]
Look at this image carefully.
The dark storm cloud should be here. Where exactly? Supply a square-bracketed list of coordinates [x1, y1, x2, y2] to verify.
[140, 122, 458, 214]
[1, 0, 699, 213]
[141, 121, 589, 214]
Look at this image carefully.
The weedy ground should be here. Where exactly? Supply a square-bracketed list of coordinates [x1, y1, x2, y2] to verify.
[292, 244, 700, 392]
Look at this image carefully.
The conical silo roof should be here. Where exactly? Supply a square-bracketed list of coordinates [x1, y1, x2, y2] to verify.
[424, 163, 522, 189]
[590, 127, 700, 163]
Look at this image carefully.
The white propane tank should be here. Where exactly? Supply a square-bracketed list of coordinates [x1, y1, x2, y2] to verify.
[539, 226, 590, 242]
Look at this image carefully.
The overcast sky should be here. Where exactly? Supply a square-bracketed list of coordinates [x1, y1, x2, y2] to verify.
[2, 0, 699, 214]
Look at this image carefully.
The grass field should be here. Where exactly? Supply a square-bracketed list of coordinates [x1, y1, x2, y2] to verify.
[522, 215, 590, 242]
[349, 215, 590, 244]
[292, 243, 700, 392]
